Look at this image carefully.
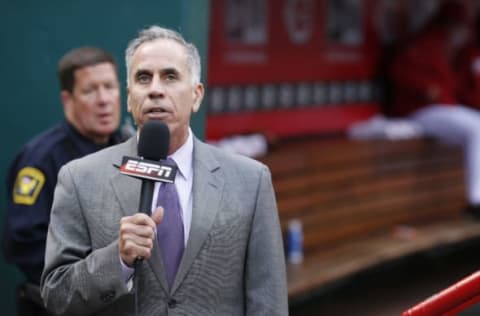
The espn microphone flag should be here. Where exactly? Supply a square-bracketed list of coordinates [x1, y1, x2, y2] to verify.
[120, 156, 177, 183]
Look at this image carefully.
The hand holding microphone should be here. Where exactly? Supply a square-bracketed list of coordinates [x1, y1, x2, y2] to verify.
[118, 208, 163, 266]
[117, 121, 175, 267]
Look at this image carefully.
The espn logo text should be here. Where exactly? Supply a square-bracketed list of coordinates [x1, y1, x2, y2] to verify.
[120, 156, 176, 182]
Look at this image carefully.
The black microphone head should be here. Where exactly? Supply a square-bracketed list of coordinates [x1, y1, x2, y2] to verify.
[137, 121, 169, 160]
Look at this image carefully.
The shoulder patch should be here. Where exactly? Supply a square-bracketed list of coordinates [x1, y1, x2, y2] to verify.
[13, 167, 46, 205]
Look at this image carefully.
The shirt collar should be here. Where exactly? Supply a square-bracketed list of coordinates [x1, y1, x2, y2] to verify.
[169, 128, 193, 181]
[64, 120, 119, 155]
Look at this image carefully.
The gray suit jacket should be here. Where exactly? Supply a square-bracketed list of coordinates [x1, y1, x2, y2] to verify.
[41, 136, 288, 316]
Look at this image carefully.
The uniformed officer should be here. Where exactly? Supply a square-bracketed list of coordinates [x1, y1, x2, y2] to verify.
[2, 47, 127, 316]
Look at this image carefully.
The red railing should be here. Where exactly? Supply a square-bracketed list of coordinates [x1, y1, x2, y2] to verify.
[403, 271, 480, 316]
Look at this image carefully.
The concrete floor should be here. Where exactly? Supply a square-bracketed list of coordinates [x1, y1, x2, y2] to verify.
[289, 239, 480, 316]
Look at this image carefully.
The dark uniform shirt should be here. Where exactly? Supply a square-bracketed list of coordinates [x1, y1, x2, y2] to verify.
[2, 121, 124, 284]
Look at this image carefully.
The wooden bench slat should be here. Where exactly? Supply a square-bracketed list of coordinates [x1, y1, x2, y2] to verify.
[258, 137, 472, 300]
[277, 168, 464, 217]
[287, 220, 480, 299]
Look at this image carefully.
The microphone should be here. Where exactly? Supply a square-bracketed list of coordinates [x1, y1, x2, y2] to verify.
[120, 120, 173, 316]
[138, 121, 167, 214]
[118, 120, 176, 214]
[130, 120, 171, 214]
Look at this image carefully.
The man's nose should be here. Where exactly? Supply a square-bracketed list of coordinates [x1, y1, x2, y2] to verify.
[96, 86, 115, 104]
[148, 76, 165, 98]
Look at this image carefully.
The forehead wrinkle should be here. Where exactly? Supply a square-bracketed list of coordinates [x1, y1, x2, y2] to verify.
[130, 39, 191, 84]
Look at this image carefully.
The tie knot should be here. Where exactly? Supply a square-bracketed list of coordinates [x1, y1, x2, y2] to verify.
[165, 157, 177, 167]
[165, 158, 179, 179]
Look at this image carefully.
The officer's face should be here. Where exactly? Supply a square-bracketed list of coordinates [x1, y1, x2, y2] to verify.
[62, 62, 121, 144]
[127, 38, 203, 153]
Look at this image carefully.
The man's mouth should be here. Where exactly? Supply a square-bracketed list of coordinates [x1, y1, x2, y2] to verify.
[144, 107, 170, 119]
[146, 107, 167, 114]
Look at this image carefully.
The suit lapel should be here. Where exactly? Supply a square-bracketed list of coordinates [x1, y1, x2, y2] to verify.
[147, 242, 170, 293]
[110, 138, 140, 217]
[172, 139, 224, 293]
[109, 137, 170, 293]
[110, 174, 140, 217]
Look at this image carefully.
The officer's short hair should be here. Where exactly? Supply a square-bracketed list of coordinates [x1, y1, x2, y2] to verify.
[58, 47, 117, 93]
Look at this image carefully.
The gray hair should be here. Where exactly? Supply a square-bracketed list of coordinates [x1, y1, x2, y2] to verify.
[125, 25, 201, 86]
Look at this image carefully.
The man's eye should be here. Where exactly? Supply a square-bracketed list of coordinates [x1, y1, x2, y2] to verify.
[166, 74, 177, 81]
[137, 73, 151, 83]
[105, 82, 118, 90]
[81, 88, 95, 95]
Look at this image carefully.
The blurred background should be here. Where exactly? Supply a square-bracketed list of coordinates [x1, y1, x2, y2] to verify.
[2, 0, 480, 315]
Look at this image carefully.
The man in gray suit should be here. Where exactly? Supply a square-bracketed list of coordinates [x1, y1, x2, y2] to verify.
[40, 25, 288, 315]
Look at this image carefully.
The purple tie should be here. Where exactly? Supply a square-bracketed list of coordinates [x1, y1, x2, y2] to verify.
[156, 159, 184, 288]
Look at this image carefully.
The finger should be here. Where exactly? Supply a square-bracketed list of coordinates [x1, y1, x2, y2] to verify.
[152, 206, 164, 225]
[120, 222, 156, 239]
[120, 241, 153, 265]
[130, 213, 155, 226]
[119, 234, 155, 263]
[121, 213, 156, 230]
[120, 233, 154, 249]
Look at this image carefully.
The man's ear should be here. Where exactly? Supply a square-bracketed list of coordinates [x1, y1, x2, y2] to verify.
[126, 86, 132, 113]
[192, 83, 204, 113]
[61, 91, 74, 120]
